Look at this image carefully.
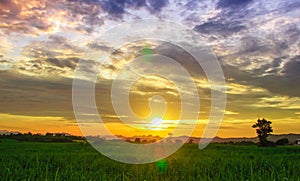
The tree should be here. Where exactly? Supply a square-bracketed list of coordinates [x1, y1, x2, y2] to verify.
[252, 118, 273, 146]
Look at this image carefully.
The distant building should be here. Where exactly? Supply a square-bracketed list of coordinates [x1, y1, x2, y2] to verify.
[296, 139, 300, 145]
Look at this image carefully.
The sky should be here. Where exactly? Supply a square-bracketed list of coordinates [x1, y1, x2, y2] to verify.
[0, 0, 299, 138]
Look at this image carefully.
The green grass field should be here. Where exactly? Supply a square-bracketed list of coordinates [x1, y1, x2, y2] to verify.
[1, 140, 300, 181]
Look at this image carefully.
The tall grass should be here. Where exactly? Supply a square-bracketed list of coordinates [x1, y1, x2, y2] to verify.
[0, 140, 299, 181]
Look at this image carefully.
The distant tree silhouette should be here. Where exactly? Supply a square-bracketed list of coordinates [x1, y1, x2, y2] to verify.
[134, 138, 141, 143]
[46, 133, 54, 136]
[168, 133, 173, 137]
[252, 118, 273, 146]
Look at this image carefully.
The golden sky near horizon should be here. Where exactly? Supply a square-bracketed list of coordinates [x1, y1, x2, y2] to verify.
[0, 0, 300, 138]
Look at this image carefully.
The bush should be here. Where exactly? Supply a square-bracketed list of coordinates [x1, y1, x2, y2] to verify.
[236, 141, 255, 145]
[276, 138, 289, 145]
[258, 141, 276, 147]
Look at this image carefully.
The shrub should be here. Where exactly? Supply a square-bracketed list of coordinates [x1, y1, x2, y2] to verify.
[276, 138, 289, 145]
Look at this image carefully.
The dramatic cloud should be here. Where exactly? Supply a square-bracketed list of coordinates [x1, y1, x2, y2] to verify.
[216, 0, 253, 9]
[0, 0, 299, 136]
[282, 55, 300, 80]
[194, 21, 246, 37]
[0, 0, 65, 35]
[148, 0, 169, 12]
[22, 35, 83, 59]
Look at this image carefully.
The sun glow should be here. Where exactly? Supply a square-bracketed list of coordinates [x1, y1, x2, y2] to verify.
[143, 117, 164, 130]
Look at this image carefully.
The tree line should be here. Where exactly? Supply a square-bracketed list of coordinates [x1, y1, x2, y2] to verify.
[0, 132, 84, 143]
